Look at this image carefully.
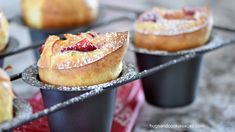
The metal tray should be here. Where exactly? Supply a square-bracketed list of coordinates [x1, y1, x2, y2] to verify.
[3, 6, 235, 131]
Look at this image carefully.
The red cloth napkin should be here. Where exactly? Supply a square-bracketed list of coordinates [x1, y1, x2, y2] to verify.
[14, 80, 144, 132]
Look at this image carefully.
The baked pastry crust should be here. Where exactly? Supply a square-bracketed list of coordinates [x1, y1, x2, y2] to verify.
[38, 31, 129, 86]
[0, 11, 9, 51]
[134, 7, 213, 51]
[0, 69, 13, 123]
[21, 0, 98, 29]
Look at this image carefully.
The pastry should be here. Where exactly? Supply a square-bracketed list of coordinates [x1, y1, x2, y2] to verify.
[0, 11, 9, 51]
[21, 0, 98, 29]
[0, 69, 14, 123]
[38, 31, 129, 86]
[134, 7, 213, 51]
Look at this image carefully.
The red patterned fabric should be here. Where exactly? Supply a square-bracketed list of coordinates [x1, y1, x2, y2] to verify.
[14, 80, 144, 132]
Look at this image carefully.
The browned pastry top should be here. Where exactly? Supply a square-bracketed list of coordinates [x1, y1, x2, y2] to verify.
[134, 7, 212, 36]
[38, 31, 129, 69]
[21, 0, 98, 29]
[41, 0, 97, 28]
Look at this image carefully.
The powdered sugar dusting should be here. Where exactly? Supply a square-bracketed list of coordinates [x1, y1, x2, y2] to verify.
[43, 32, 128, 70]
[134, 7, 212, 36]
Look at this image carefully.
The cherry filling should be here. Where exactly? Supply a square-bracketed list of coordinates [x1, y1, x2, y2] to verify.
[61, 38, 97, 52]
[39, 45, 45, 54]
[142, 12, 159, 22]
[183, 7, 196, 16]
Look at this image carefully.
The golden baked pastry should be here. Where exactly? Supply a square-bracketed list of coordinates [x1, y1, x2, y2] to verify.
[0, 11, 9, 51]
[38, 31, 129, 86]
[0, 69, 14, 123]
[21, 0, 98, 29]
[134, 7, 213, 51]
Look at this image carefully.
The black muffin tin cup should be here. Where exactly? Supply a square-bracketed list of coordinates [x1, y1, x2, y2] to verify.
[41, 88, 116, 132]
[0, 37, 19, 68]
[0, 59, 3, 68]
[136, 52, 203, 108]
[130, 33, 225, 108]
[22, 63, 137, 132]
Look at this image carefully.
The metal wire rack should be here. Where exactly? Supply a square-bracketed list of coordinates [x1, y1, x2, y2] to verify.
[1, 5, 235, 131]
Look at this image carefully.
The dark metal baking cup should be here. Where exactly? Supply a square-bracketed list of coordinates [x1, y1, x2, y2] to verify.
[131, 31, 234, 108]
[41, 87, 117, 132]
[0, 98, 32, 132]
[0, 37, 19, 67]
[136, 53, 203, 108]
[22, 63, 137, 132]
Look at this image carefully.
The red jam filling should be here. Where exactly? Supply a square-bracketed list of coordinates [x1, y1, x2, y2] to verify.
[183, 7, 196, 16]
[61, 38, 97, 52]
[39, 45, 44, 54]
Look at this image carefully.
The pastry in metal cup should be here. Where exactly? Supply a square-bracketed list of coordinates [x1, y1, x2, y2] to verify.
[0, 68, 32, 131]
[0, 68, 14, 123]
[22, 62, 137, 132]
[37, 31, 129, 86]
[26, 31, 130, 131]
[133, 7, 213, 107]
